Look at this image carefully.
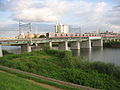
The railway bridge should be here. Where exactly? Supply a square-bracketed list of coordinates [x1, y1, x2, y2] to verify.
[0, 36, 120, 57]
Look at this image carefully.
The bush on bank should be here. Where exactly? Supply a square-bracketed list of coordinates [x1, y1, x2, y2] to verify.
[0, 49, 120, 90]
[104, 41, 120, 48]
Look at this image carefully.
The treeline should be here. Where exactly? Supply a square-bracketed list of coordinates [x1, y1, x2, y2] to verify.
[0, 48, 120, 90]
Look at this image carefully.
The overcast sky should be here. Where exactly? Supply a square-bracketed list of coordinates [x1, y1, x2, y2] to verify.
[0, 0, 120, 37]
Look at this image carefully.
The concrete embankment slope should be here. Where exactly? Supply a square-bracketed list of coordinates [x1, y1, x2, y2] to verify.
[0, 65, 98, 90]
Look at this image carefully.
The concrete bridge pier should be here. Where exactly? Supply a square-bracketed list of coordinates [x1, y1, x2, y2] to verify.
[117, 39, 120, 42]
[0, 45, 3, 57]
[48, 41, 52, 48]
[80, 40, 91, 48]
[37, 43, 45, 50]
[58, 41, 68, 50]
[35, 43, 38, 46]
[71, 41, 80, 50]
[92, 39, 103, 47]
[21, 44, 31, 53]
[38, 42, 52, 49]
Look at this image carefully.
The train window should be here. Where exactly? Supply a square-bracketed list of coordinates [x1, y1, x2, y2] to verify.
[66, 34, 68, 36]
[61, 34, 63, 36]
[83, 34, 84, 36]
[75, 34, 77, 36]
[71, 34, 73, 36]
[51, 34, 53, 36]
[55, 34, 57, 36]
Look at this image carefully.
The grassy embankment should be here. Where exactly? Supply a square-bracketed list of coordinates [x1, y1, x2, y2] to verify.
[0, 48, 120, 90]
[0, 71, 48, 90]
[0, 67, 81, 90]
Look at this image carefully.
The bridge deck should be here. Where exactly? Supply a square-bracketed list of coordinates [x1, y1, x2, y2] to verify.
[0, 36, 120, 45]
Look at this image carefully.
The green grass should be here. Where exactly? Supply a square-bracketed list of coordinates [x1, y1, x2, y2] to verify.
[0, 49, 120, 90]
[0, 72, 48, 90]
[0, 67, 81, 90]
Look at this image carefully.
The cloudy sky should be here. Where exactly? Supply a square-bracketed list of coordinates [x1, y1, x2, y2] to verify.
[0, 0, 120, 37]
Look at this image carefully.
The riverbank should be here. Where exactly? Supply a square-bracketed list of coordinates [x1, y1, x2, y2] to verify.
[104, 41, 120, 48]
[0, 49, 120, 90]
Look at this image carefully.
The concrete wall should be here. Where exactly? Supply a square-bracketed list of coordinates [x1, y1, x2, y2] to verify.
[58, 41, 68, 50]
[21, 44, 31, 53]
[0, 45, 3, 57]
[38, 43, 45, 49]
[92, 39, 103, 47]
[71, 41, 80, 49]
[80, 40, 91, 48]
[38, 42, 52, 49]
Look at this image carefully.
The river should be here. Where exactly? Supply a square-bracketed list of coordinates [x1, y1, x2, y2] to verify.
[2, 46, 120, 66]
[72, 47, 120, 66]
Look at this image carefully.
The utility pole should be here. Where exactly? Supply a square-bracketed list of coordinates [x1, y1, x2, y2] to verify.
[79, 26, 81, 34]
[35, 24, 38, 34]
[79, 25, 82, 41]
[19, 21, 22, 34]
[29, 23, 32, 32]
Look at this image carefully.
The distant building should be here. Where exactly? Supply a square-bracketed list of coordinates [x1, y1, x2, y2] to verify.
[100, 31, 117, 35]
[55, 24, 69, 33]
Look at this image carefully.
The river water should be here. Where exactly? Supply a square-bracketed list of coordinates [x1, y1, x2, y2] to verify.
[2, 46, 120, 66]
[72, 47, 120, 66]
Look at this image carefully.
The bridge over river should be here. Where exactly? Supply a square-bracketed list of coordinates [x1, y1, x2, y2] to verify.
[0, 36, 120, 57]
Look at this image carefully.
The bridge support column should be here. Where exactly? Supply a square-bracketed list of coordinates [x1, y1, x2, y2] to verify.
[35, 43, 38, 46]
[37, 43, 45, 49]
[80, 40, 91, 48]
[21, 44, 31, 53]
[38, 42, 52, 49]
[92, 39, 103, 47]
[71, 41, 80, 50]
[58, 41, 68, 50]
[0, 45, 3, 57]
[48, 42, 52, 48]
[117, 39, 120, 42]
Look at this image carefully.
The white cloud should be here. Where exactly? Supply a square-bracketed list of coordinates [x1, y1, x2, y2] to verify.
[12, 8, 58, 22]
[105, 5, 120, 26]
[0, 0, 120, 32]
[1, 0, 108, 23]
[1, 0, 58, 22]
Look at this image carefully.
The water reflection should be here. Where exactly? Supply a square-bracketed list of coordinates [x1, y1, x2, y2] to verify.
[71, 49, 80, 56]
[2, 46, 21, 54]
[72, 47, 120, 66]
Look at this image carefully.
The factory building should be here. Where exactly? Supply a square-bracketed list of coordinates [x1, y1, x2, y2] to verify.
[55, 24, 69, 33]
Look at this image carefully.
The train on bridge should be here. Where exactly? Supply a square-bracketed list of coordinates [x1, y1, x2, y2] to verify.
[46, 33, 120, 38]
